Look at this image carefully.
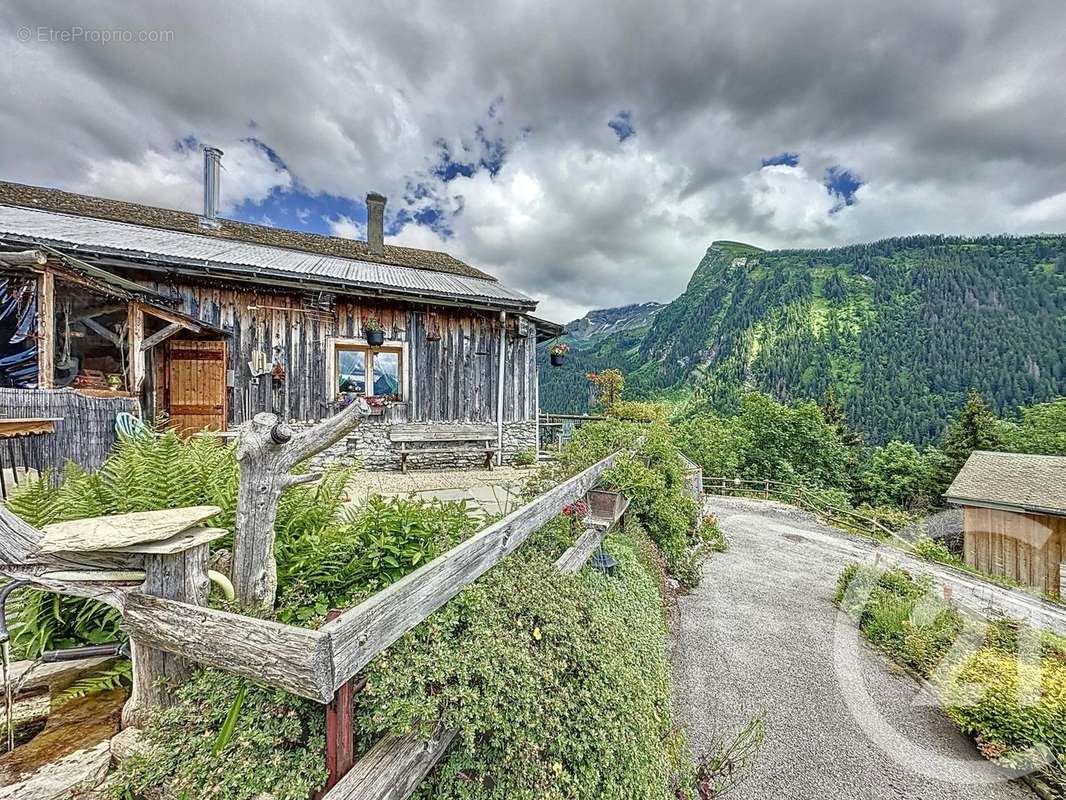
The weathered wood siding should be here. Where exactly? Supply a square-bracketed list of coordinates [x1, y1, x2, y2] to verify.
[963, 506, 1066, 597]
[141, 281, 537, 427]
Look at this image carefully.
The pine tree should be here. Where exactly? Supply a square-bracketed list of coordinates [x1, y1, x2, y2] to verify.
[942, 389, 1003, 468]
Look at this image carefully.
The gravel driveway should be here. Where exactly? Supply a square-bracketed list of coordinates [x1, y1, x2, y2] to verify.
[671, 496, 1035, 800]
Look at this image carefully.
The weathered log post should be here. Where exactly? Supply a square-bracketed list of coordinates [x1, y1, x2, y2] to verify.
[233, 398, 370, 609]
[124, 544, 211, 727]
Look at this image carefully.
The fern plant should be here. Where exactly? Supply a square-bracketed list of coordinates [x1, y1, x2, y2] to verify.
[3, 425, 364, 658]
[53, 660, 132, 707]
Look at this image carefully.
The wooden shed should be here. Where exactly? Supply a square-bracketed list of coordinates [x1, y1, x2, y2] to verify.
[945, 450, 1066, 598]
[0, 154, 563, 473]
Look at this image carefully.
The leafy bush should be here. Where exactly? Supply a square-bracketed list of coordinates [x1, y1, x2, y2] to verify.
[944, 650, 1066, 783]
[361, 522, 693, 800]
[514, 447, 537, 466]
[912, 536, 963, 567]
[610, 400, 668, 424]
[109, 669, 328, 800]
[836, 563, 1066, 791]
[834, 564, 963, 677]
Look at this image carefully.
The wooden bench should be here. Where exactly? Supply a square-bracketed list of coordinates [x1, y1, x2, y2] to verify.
[389, 424, 498, 473]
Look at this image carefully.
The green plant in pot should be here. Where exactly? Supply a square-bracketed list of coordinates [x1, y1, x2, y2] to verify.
[363, 315, 386, 346]
[549, 342, 569, 367]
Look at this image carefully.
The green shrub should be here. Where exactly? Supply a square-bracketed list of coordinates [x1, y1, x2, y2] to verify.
[834, 564, 963, 677]
[361, 523, 692, 800]
[514, 447, 537, 466]
[109, 669, 328, 800]
[609, 400, 668, 424]
[912, 536, 963, 567]
[3, 430, 354, 658]
[836, 563, 1066, 791]
[944, 649, 1066, 780]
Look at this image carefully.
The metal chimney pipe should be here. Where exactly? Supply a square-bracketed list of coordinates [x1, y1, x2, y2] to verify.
[200, 146, 224, 229]
[366, 192, 386, 255]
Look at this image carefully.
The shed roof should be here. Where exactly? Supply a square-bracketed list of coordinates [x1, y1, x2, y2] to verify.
[944, 450, 1066, 517]
[0, 202, 536, 311]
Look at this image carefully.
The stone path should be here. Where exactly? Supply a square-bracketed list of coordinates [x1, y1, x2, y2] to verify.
[344, 466, 536, 518]
[671, 496, 1036, 800]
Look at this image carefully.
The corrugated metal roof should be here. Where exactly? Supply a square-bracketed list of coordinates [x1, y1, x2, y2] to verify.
[0, 205, 536, 310]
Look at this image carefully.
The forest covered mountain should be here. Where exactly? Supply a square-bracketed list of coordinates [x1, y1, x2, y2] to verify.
[539, 236, 1066, 444]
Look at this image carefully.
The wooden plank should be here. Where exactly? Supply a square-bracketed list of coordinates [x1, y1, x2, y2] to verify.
[168, 348, 225, 361]
[36, 271, 54, 389]
[38, 505, 222, 554]
[321, 724, 457, 800]
[121, 592, 335, 702]
[554, 526, 607, 575]
[140, 322, 184, 352]
[80, 317, 123, 348]
[390, 424, 497, 442]
[321, 450, 622, 690]
[0, 249, 47, 266]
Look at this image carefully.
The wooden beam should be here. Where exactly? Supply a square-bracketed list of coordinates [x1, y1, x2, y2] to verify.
[321, 450, 622, 690]
[140, 322, 184, 352]
[36, 270, 54, 388]
[71, 303, 127, 323]
[321, 724, 458, 800]
[127, 303, 145, 393]
[0, 249, 48, 266]
[554, 525, 608, 575]
[80, 317, 123, 348]
[121, 592, 336, 702]
[139, 303, 201, 332]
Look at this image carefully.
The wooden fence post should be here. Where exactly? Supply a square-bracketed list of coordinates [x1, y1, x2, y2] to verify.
[123, 544, 211, 727]
[322, 608, 359, 794]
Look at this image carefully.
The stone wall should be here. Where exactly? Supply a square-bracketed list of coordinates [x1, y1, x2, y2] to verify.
[304, 418, 539, 472]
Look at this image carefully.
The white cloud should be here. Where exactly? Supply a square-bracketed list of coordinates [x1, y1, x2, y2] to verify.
[1, 0, 1065, 323]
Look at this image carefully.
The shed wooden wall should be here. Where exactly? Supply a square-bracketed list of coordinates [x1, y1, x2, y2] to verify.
[963, 506, 1065, 597]
[142, 281, 537, 427]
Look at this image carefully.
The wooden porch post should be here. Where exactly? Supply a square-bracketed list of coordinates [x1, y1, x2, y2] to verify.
[127, 302, 145, 394]
[36, 270, 54, 389]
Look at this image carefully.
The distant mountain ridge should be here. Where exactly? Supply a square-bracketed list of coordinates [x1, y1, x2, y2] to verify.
[539, 236, 1066, 444]
[564, 302, 665, 341]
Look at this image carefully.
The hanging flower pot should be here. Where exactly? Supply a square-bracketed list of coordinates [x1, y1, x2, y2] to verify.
[549, 343, 569, 367]
[363, 315, 386, 346]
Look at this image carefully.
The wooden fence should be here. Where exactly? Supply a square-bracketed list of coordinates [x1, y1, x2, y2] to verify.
[120, 448, 626, 798]
[0, 387, 137, 476]
[705, 476, 899, 542]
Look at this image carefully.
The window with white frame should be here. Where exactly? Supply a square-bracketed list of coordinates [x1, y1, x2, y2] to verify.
[330, 339, 407, 400]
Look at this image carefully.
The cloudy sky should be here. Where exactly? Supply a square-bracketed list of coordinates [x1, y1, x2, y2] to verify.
[2, 1, 1065, 321]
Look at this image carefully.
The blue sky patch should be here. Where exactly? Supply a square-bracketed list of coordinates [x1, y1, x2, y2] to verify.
[761, 152, 799, 168]
[608, 110, 636, 142]
[824, 165, 862, 209]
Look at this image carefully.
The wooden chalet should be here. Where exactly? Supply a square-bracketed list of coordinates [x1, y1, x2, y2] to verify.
[945, 450, 1066, 598]
[0, 149, 562, 475]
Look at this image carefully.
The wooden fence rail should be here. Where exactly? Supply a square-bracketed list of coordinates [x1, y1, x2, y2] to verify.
[705, 476, 901, 542]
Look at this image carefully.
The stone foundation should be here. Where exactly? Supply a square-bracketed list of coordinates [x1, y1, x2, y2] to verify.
[301, 418, 539, 472]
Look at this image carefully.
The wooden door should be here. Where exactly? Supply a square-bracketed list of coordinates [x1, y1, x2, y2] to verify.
[165, 339, 227, 434]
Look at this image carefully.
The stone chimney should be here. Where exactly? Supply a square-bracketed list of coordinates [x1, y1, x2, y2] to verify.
[366, 192, 386, 255]
[199, 146, 223, 229]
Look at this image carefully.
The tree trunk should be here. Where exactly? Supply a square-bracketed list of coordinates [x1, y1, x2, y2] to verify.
[232, 399, 370, 609]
